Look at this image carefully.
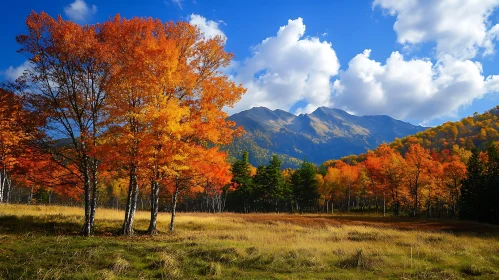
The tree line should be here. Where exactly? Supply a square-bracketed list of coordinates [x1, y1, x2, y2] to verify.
[221, 139, 497, 224]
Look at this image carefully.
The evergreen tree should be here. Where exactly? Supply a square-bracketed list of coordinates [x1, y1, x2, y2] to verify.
[484, 144, 499, 223]
[253, 155, 289, 212]
[291, 161, 319, 213]
[229, 151, 254, 213]
[459, 149, 484, 220]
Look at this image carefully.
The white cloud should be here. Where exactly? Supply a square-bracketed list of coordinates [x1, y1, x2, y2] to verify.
[3, 61, 32, 81]
[172, 0, 183, 9]
[229, 18, 340, 114]
[332, 50, 494, 121]
[373, 0, 499, 60]
[188, 14, 226, 41]
[64, 0, 97, 23]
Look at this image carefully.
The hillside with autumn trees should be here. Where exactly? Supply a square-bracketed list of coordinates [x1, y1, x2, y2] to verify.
[310, 106, 499, 223]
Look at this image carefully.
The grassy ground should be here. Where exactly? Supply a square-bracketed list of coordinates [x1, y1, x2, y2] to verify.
[0, 205, 498, 279]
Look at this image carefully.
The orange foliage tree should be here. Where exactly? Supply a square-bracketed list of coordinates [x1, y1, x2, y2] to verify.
[0, 89, 43, 203]
[404, 143, 432, 217]
[15, 12, 108, 235]
[98, 16, 244, 235]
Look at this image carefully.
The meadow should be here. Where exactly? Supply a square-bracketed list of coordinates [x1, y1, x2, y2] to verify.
[0, 205, 498, 279]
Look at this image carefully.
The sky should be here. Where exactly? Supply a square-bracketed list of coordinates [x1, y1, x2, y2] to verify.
[2, 0, 499, 126]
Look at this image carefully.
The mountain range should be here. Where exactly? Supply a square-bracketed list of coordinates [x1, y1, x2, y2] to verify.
[225, 106, 427, 168]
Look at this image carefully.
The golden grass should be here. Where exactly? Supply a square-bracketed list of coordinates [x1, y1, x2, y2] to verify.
[0, 204, 498, 279]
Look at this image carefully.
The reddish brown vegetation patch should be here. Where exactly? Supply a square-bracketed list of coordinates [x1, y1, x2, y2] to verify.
[219, 213, 499, 233]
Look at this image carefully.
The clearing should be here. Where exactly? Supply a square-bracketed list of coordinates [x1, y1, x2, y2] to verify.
[0, 205, 498, 279]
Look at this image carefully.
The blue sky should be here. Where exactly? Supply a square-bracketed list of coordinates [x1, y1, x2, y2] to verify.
[2, 0, 499, 126]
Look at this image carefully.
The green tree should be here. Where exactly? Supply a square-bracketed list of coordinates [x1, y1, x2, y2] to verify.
[230, 151, 254, 213]
[483, 144, 499, 223]
[459, 150, 484, 220]
[291, 161, 319, 213]
[253, 155, 289, 212]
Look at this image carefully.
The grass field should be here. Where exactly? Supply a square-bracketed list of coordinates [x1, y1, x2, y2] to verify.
[0, 205, 498, 279]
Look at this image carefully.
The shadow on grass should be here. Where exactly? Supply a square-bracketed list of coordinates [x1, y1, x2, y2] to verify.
[0, 215, 82, 236]
[0, 215, 162, 237]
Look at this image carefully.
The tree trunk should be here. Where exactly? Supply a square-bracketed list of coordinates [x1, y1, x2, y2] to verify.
[81, 155, 93, 236]
[89, 159, 98, 234]
[427, 186, 432, 218]
[383, 193, 386, 217]
[347, 185, 351, 212]
[0, 167, 5, 203]
[148, 180, 160, 235]
[169, 183, 180, 232]
[413, 176, 419, 217]
[121, 164, 138, 235]
[6, 177, 12, 204]
[122, 182, 132, 229]
[29, 185, 34, 204]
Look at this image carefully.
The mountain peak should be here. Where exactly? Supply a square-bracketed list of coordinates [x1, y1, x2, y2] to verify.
[227, 106, 427, 167]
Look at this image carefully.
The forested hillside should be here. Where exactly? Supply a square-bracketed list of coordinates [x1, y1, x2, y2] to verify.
[396, 106, 499, 151]
[335, 106, 499, 165]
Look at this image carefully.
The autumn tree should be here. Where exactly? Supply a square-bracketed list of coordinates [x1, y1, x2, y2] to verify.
[376, 144, 406, 216]
[405, 143, 432, 217]
[0, 89, 29, 203]
[338, 162, 359, 212]
[364, 152, 384, 212]
[323, 166, 342, 213]
[15, 147, 81, 204]
[15, 12, 107, 235]
[442, 155, 467, 216]
[167, 147, 231, 232]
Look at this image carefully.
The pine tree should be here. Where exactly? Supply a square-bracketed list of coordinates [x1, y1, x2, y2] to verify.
[484, 144, 499, 223]
[459, 150, 483, 220]
[291, 161, 319, 213]
[230, 152, 255, 213]
[253, 155, 288, 212]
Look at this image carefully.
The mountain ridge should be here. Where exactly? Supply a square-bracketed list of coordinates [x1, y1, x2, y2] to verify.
[226, 106, 427, 168]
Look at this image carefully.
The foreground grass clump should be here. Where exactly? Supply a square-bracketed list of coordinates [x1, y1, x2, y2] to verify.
[0, 205, 498, 279]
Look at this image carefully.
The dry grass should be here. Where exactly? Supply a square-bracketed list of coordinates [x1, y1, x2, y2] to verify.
[0, 204, 498, 279]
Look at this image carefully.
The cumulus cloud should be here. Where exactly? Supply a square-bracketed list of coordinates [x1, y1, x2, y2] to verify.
[3, 61, 32, 81]
[373, 0, 499, 60]
[322, 0, 499, 123]
[331, 50, 497, 121]
[188, 14, 226, 41]
[64, 0, 97, 23]
[229, 18, 340, 114]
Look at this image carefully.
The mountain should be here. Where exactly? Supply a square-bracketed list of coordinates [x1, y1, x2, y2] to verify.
[226, 106, 427, 168]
